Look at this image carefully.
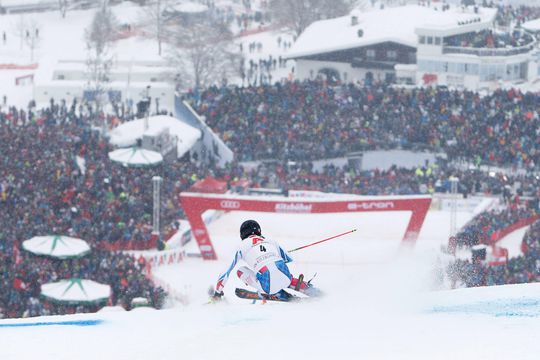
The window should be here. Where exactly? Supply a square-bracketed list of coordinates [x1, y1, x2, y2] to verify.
[387, 50, 397, 60]
[496, 64, 505, 79]
[427, 37, 433, 45]
[419, 36, 426, 44]
[366, 49, 376, 59]
[385, 73, 395, 83]
[434, 37, 441, 45]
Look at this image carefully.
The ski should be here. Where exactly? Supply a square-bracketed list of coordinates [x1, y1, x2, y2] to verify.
[235, 288, 299, 302]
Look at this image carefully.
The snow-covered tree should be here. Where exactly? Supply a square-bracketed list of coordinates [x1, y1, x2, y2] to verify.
[25, 20, 41, 62]
[269, 0, 354, 37]
[141, 0, 170, 56]
[58, 0, 68, 18]
[84, 3, 118, 118]
[167, 22, 241, 90]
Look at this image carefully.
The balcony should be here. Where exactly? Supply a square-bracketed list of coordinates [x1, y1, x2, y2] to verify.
[442, 43, 535, 57]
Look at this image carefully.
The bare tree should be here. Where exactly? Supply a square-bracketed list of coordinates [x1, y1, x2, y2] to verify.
[25, 20, 41, 62]
[84, 3, 118, 119]
[269, 0, 354, 37]
[12, 16, 41, 61]
[141, 0, 170, 56]
[167, 22, 242, 90]
[13, 15, 26, 51]
[58, 0, 68, 18]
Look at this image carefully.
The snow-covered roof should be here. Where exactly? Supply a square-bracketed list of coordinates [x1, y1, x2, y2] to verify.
[522, 18, 540, 32]
[0, 0, 57, 8]
[171, 2, 208, 13]
[52, 62, 173, 74]
[109, 115, 202, 158]
[288, 5, 497, 59]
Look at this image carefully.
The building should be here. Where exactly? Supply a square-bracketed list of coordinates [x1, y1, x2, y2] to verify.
[287, 4, 539, 90]
[415, 8, 538, 90]
[0, 0, 57, 14]
[163, 1, 209, 25]
[34, 59, 176, 113]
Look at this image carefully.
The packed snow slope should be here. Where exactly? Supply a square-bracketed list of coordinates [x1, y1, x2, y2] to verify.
[1, 210, 540, 360]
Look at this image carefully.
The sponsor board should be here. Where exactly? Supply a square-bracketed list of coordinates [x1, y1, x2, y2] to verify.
[199, 245, 213, 252]
[274, 203, 313, 213]
[347, 201, 395, 210]
[194, 228, 206, 236]
[220, 200, 241, 209]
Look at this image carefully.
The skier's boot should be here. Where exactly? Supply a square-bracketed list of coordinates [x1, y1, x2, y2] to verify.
[290, 274, 307, 291]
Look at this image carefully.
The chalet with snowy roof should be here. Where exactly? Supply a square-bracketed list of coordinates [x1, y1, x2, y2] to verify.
[287, 4, 539, 89]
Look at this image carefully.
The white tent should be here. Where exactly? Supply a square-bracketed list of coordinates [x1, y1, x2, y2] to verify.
[108, 147, 163, 167]
[109, 115, 201, 159]
[22, 235, 91, 259]
[41, 279, 111, 305]
[522, 18, 540, 32]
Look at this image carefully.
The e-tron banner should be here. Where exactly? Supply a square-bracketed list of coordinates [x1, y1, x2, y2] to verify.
[180, 193, 431, 260]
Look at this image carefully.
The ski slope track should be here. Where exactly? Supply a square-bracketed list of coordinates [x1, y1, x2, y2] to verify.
[1, 211, 539, 360]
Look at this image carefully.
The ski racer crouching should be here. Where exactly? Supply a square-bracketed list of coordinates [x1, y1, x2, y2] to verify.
[211, 220, 307, 301]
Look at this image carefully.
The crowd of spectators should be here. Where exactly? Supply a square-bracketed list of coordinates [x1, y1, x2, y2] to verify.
[493, 2, 540, 26]
[3, 78, 540, 316]
[447, 255, 538, 288]
[246, 160, 540, 199]
[0, 99, 210, 318]
[444, 29, 534, 49]
[454, 206, 538, 248]
[446, 201, 539, 288]
[184, 81, 540, 169]
[521, 219, 540, 261]
[0, 246, 165, 319]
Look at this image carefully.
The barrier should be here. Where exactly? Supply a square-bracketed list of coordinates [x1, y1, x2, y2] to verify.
[133, 249, 188, 305]
[0, 63, 38, 70]
[485, 216, 540, 245]
[15, 74, 34, 86]
[133, 248, 186, 269]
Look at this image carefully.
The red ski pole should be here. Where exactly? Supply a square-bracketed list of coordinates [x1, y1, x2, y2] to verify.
[288, 229, 357, 253]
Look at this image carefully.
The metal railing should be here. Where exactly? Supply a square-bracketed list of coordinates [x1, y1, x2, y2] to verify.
[443, 43, 535, 57]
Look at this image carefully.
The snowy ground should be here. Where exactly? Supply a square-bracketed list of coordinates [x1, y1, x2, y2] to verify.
[0, 1, 294, 109]
[1, 207, 540, 359]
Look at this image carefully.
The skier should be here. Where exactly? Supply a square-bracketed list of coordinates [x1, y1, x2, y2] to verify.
[211, 220, 306, 301]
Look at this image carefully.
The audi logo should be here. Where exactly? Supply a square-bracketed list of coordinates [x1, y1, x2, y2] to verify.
[194, 229, 206, 236]
[220, 200, 241, 209]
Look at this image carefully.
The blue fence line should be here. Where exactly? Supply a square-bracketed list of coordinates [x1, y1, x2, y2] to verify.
[0, 319, 104, 328]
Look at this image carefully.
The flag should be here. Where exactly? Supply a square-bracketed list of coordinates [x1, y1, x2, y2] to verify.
[13, 242, 22, 265]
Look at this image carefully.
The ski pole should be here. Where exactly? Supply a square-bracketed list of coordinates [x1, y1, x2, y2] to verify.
[288, 229, 357, 253]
